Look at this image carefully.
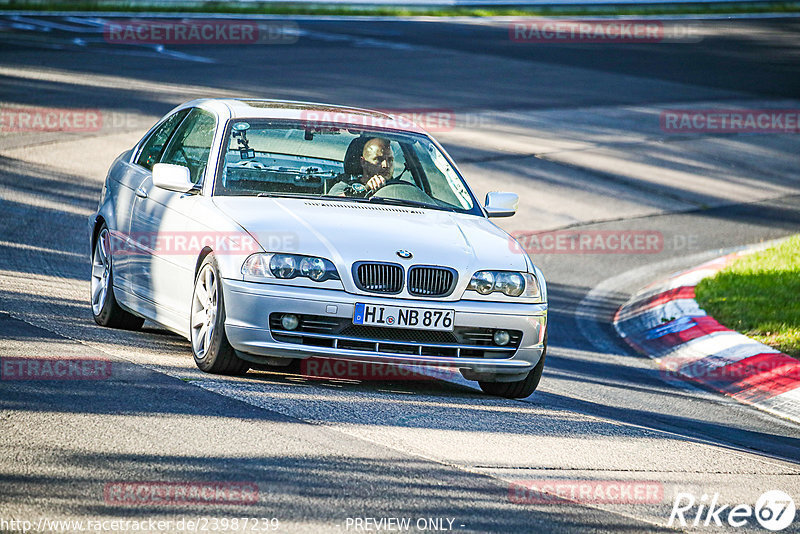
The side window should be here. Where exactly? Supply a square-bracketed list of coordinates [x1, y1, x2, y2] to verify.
[135, 110, 189, 171]
[160, 108, 216, 185]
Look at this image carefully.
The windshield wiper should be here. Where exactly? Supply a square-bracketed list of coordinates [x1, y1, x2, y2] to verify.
[313, 194, 456, 212]
[368, 196, 455, 212]
[256, 192, 320, 199]
[318, 195, 369, 202]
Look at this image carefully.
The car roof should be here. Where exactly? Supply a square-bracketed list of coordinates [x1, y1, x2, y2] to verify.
[193, 98, 428, 135]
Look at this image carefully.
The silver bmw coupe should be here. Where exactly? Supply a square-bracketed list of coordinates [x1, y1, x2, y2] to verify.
[90, 99, 548, 398]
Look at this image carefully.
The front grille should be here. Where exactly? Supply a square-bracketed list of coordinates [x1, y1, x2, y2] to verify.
[353, 262, 403, 294]
[297, 316, 340, 333]
[341, 325, 457, 344]
[407, 266, 457, 297]
[268, 313, 522, 359]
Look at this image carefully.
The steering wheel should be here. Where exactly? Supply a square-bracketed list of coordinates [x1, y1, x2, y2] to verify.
[365, 179, 420, 199]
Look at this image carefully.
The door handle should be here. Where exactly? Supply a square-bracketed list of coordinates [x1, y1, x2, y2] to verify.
[135, 186, 148, 199]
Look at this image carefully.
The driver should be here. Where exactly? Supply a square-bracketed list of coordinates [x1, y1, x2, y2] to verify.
[329, 137, 394, 197]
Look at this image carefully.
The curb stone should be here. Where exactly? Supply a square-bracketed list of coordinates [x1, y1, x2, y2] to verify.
[614, 245, 800, 425]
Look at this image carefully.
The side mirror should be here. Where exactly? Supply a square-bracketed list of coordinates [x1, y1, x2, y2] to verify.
[485, 192, 518, 218]
[152, 163, 194, 193]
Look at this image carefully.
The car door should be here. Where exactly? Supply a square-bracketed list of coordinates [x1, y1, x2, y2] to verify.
[113, 109, 189, 299]
[128, 108, 217, 326]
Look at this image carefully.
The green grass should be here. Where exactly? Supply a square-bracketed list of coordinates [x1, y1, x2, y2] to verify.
[1, 0, 799, 17]
[695, 235, 800, 358]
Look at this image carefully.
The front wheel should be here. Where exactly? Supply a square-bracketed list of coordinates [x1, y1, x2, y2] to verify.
[191, 255, 249, 375]
[479, 334, 546, 399]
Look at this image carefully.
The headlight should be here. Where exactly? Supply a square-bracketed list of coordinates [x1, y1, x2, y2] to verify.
[242, 253, 339, 282]
[299, 256, 327, 281]
[494, 272, 525, 297]
[467, 271, 540, 299]
[270, 254, 298, 279]
[470, 271, 495, 294]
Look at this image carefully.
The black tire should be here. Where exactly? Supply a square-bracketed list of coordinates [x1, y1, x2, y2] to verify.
[479, 334, 547, 399]
[91, 225, 145, 330]
[191, 254, 249, 375]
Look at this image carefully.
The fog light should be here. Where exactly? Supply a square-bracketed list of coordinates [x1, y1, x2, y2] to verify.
[281, 314, 299, 330]
[493, 330, 511, 346]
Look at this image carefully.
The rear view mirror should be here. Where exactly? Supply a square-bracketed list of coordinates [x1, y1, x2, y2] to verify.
[152, 163, 194, 193]
[485, 192, 518, 218]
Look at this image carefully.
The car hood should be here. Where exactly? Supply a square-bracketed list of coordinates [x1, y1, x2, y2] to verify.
[213, 197, 528, 287]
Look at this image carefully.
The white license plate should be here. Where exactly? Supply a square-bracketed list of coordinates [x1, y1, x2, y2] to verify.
[353, 303, 454, 331]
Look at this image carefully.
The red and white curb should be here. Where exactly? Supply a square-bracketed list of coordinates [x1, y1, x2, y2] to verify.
[614, 250, 800, 424]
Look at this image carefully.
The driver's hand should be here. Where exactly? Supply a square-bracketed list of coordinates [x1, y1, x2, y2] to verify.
[365, 175, 387, 192]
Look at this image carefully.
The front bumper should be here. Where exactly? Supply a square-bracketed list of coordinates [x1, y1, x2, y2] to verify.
[222, 279, 547, 379]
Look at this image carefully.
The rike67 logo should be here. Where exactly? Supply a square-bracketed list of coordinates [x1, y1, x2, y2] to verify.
[668, 490, 795, 531]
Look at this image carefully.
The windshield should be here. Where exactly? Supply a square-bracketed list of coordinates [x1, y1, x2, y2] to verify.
[213, 120, 478, 213]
